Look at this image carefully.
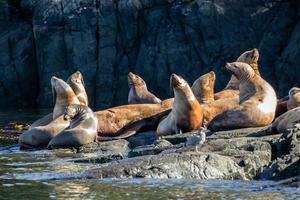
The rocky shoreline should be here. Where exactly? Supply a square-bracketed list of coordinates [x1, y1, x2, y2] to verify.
[2, 126, 298, 187]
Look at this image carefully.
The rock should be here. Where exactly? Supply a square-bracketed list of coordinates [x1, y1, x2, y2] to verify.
[2, 1, 300, 109]
[259, 129, 300, 181]
[85, 152, 246, 179]
[74, 154, 124, 164]
[207, 126, 272, 139]
[127, 131, 157, 148]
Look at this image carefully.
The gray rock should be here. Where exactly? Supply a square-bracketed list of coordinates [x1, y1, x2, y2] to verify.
[2, 0, 300, 109]
[85, 152, 246, 179]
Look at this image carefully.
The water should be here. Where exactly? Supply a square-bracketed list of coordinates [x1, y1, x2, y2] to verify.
[0, 111, 299, 199]
[0, 146, 299, 199]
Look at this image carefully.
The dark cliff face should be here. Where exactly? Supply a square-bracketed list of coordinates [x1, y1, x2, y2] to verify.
[0, 0, 299, 110]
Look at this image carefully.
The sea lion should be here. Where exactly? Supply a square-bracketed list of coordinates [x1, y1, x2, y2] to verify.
[19, 76, 81, 148]
[128, 72, 162, 104]
[191, 71, 216, 104]
[214, 48, 260, 100]
[156, 74, 203, 136]
[52, 76, 81, 119]
[67, 71, 88, 106]
[47, 104, 98, 148]
[208, 62, 277, 131]
[272, 107, 300, 133]
[30, 72, 87, 129]
[95, 99, 173, 139]
[19, 115, 70, 148]
[287, 87, 300, 110]
[192, 71, 239, 124]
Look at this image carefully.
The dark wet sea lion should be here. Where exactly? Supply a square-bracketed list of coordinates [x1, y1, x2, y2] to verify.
[48, 104, 98, 148]
[128, 72, 161, 104]
[208, 62, 277, 131]
[156, 74, 203, 136]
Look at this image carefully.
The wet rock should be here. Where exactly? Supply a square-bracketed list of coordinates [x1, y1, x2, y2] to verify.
[259, 129, 300, 181]
[86, 152, 246, 179]
[127, 131, 157, 148]
[74, 154, 124, 164]
[207, 126, 272, 139]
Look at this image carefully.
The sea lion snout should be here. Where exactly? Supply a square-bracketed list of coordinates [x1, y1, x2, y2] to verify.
[51, 76, 59, 86]
[289, 87, 300, 96]
[171, 74, 184, 88]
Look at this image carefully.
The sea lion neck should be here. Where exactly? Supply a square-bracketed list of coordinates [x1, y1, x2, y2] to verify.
[251, 63, 260, 76]
[174, 85, 196, 105]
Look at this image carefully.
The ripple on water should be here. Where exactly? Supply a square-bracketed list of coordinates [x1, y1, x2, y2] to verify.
[0, 141, 299, 199]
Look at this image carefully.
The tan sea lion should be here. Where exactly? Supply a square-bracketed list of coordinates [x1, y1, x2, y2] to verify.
[191, 71, 216, 104]
[128, 72, 162, 104]
[67, 71, 88, 106]
[272, 107, 300, 133]
[48, 104, 98, 148]
[156, 74, 203, 136]
[19, 76, 81, 148]
[192, 71, 239, 124]
[19, 115, 70, 148]
[208, 62, 277, 131]
[287, 87, 300, 110]
[30, 72, 87, 129]
[214, 48, 260, 100]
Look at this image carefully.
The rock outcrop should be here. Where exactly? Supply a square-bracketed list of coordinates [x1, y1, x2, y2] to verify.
[1, 0, 300, 109]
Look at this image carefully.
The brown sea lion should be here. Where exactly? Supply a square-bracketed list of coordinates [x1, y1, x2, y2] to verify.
[156, 74, 203, 136]
[48, 104, 98, 148]
[128, 72, 162, 104]
[214, 48, 260, 100]
[30, 72, 87, 129]
[19, 76, 81, 148]
[287, 87, 300, 110]
[95, 98, 173, 139]
[272, 107, 300, 133]
[191, 71, 216, 104]
[208, 62, 277, 131]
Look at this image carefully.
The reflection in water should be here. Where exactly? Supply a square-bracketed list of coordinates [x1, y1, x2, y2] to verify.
[0, 179, 300, 200]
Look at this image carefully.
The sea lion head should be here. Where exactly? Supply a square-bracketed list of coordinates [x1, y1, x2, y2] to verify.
[226, 62, 255, 81]
[128, 72, 146, 87]
[171, 73, 188, 90]
[237, 48, 259, 65]
[51, 76, 73, 102]
[289, 87, 300, 98]
[51, 76, 80, 119]
[67, 71, 88, 106]
[198, 71, 216, 92]
[63, 105, 78, 121]
[191, 71, 215, 103]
